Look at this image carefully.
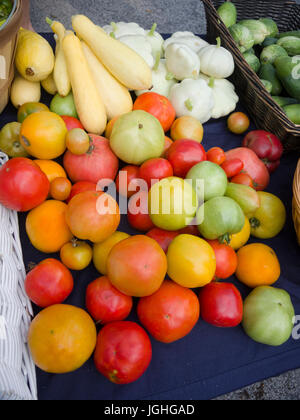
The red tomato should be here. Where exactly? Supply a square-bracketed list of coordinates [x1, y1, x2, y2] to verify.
[179, 224, 200, 236]
[137, 280, 200, 343]
[94, 321, 152, 384]
[116, 165, 141, 198]
[63, 135, 119, 185]
[231, 173, 255, 188]
[206, 147, 226, 166]
[66, 181, 97, 203]
[127, 191, 155, 232]
[0, 158, 49, 212]
[226, 147, 270, 191]
[242, 130, 283, 162]
[146, 228, 179, 253]
[86, 276, 133, 324]
[206, 240, 238, 280]
[221, 158, 244, 178]
[25, 259, 74, 308]
[163, 136, 173, 157]
[61, 116, 85, 131]
[199, 282, 243, 328]
[107, 235, 168, 297]
[139, 158, 173, 188]
[166, 139, 206, 178]
[133, 92, 176, 132]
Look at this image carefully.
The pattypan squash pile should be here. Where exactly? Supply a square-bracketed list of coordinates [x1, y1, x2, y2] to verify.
[101, 22, 239, 124]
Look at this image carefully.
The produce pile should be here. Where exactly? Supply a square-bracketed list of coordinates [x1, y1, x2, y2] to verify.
[217, 0, 300, 125]
[0, 0, 13, 28]
[0, 15, 296, 386]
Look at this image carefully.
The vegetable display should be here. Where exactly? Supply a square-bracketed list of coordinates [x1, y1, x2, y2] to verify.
[0, 12, 297, 390]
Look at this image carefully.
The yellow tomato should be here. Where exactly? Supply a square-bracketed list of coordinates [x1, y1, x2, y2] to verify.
[236, 243, 281, 288]
[229, 216, 251, 250]
[167, 234, 216, 288]
[20, 111, 67, 159]
[60, 240, 93, 271]
[170, 116, 204, 143]
[105, 116, 120, 139]
[28, 304, 97, 374]
[34, 159, 67, 183]
[93, 231, 130, 275]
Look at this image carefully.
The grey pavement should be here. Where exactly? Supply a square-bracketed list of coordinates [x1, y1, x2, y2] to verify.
[30, 0, 300, 401]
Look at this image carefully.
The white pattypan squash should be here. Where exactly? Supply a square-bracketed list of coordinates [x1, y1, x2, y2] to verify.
[102, 22, 145, 38]
[118, 35, 154, 68]
[165, 43, 201, 81]
[198, 37, 235, 79]
[169, 78, 215, 124]
[146, 24, 164, 59]
[199, 74, 239, 119]
[164, 31, 209, 53]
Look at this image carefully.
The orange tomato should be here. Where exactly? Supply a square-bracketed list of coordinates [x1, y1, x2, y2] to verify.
[167, 234, 216, 288]
[28, 304, 97, 374]
[66, 128, 90, 155]
[26, 200, 73, 253]
[105, 116, 120, 139]
[50, 177, 72, 201]
[60, 240, 93, 271]
[107, 235, 168, 297]
[34, 159, 67, 183]
[163, 136, 173, 157]
[170, 116, 204, 143]
[20, 111, 67, 159]
[66, 191, 120, 243]
[93, 231, 130, 275]
[236, 243, 281, 288]
[227, 112, 250, 135]
[206, 147, 226, 166]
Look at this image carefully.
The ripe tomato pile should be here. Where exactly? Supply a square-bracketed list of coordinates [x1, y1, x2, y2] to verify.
[0, 91, 292, 386]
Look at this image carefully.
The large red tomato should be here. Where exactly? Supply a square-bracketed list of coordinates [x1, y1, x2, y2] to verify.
[86, 277, 133, 324]
[25, 259, 74, 308]
[61, 116, 85, 131]
[94, 321, 152, 384]
[146, 228, 179, 253]
[207, 240, 238, 280]
[199, 282, 243, 328]
[127, 191, 155, 232]
[139, 158, 174, 188]
[0, 158, 49, 212]
[63, 135, 119, 185]
[133, 92, 176, 132]
[137, 280, 200, 343]
[66, 191, 120, 243]
[225, 148, 270, 191]
[107, 235, 168, 297]
[166, 139, 207, 178]
[66, 181, 97, 203]
[116, 165, 141, 198]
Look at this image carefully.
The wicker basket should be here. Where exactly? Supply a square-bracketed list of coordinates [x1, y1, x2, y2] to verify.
[202, 0, 300, 151]
[293, 159, 300, 244]
[0, 0, 23, 114]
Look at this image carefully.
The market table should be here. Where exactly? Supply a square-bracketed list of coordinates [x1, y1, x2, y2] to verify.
[2, 33, 300, 401]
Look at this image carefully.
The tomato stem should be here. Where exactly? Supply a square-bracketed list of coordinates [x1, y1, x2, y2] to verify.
[250, 217, 261, 229]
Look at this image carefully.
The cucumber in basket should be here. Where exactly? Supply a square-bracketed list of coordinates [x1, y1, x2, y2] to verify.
[272, 96, 299, 107]
[260, 44, 288, 64]
[260, 79, 273, 94]
[243, 51, 261, 73]
[262, 37, 278, 48]
[259, 63, 283, 95]
[274, 56, 300, 100]
[277, 37, 300, 56]
[283, 104, 300, 124]
[277, 31, 300, 39]
[217, 1, 237, 28]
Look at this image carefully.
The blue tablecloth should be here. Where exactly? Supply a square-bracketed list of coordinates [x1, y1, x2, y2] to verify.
[2, 34, 300, 400]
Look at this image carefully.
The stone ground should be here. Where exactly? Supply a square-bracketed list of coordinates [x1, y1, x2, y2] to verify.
[30, 0, 300, 401]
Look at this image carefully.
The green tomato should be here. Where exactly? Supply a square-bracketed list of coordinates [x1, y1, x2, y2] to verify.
[197, 196, 245, 242]
[50, 92, 78, 118]
[243, 286, 295, 347]
[249, 191, 286, 239]
[110, 110, 165, 165]
[149, 177, 198, 231]
[186, 161, 228, 202]
[0, 122, 29, 158]
[17, 102, 50, 123]
[225, 183, 260, 218]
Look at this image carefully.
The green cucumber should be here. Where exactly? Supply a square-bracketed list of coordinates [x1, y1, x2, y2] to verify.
[258, 63, 283, 95]
[259, 18, 279, 38]
[275, 56, 300, 100]
[260, 44, 289, 64]
[243, 52, 261, 73]
[283, 104, 300, 124]
[262, 37, 278, 48]
[277, 31, 300, 39]
[239, 19, 269, 45]
[272, 96, 299, 107]
[277, 37, 300, 56]
[260, 79, 273, 93]
[217, 1, 237, 28]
